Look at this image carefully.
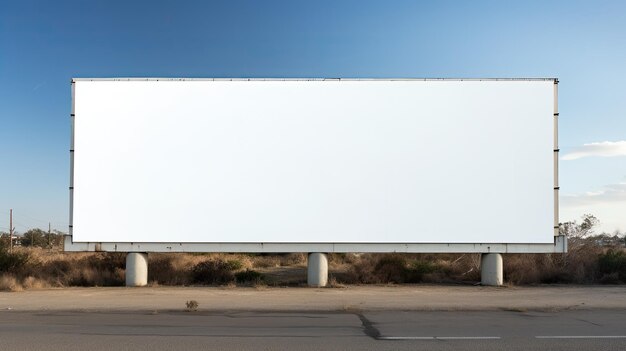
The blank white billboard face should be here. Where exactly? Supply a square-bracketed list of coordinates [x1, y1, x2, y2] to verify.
[72, 80, 555, 243]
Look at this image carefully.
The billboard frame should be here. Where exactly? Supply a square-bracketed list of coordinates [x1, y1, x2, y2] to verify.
[65, 78, 565, 253]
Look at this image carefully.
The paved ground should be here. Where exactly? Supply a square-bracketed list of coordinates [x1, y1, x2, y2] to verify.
[2, 285, 626, 311]
[2, 310, 626, 350]
[2, 286, 626, 350]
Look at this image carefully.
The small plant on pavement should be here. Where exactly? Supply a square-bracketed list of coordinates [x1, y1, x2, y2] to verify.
[185, 300, 199, 312]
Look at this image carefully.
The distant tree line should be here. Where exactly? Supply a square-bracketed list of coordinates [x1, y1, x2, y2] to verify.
[0, 228, 66, 250]
[0, 214, 623, 252]
[560, 214, 625, 243]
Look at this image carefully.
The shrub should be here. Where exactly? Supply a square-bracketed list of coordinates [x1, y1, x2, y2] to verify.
[20, 229, 49, 248]
[328, 253, 358, 265]
[148, 254, 183, 285]
[191, 259, 237, 284]
[0, 250, 29, 273]
[3, 241, 626, 289]
[185, 300, 199, 312]
[408, 260, 437, 282]
[0, 275, 22, 291]
[235, 269, 263, 284]
[374, 255, 409, 283]
[252, 255, 281, 268]
[226, 259, 243, 271]
[0, 234, 8, 251]
[598, 250, 626, 283]
[280, 253, 307, 266]
[343, 254, 444, 284]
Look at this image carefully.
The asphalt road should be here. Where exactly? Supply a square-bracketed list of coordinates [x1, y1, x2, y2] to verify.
[2, 310, 626, 350]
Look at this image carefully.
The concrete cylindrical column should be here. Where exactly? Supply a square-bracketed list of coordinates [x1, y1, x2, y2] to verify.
[307, 253, 328, 287]
[126, 252, 148, 287]
[480, 253, 503, 286]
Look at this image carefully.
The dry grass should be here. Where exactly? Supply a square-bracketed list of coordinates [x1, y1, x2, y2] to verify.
[327, 276, 347, 288]
[0, 275, 24, 292]
[505, 237, 611, 284]
[250, 253, 307, 268]
[1, 240, 625, 291]
[335, 253, 482, 284]
[0, 248, 127, 291]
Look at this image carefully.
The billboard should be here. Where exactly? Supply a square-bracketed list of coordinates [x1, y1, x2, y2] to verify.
[71, 79, 557, 244]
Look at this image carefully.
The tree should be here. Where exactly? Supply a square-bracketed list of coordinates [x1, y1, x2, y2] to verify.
[20, 228, 48, 248]
[559, 214, 599, 238]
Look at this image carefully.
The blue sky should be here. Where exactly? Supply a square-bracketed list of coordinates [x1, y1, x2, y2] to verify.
[1, 0, 625, 234]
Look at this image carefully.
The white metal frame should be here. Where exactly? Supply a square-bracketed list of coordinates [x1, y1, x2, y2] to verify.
[65, 78, 565, 253]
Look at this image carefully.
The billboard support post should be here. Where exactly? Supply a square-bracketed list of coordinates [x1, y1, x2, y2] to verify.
[480, 253, 503, 286]
[126, 253, 148, 287]
[307, 253, 329, 287]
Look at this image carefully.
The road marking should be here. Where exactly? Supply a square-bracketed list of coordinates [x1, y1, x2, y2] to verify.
[536, 336, 626, 339]
[379, 337, 435, 340]
[437, 337, 501, 340]
[379, 336, 501, 340]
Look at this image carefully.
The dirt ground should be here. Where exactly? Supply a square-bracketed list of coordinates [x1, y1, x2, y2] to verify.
[2, 285, 626, 312]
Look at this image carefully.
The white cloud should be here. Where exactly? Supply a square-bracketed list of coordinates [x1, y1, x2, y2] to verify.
[561, 140, 626, 160]
[561, 182, 626, 206]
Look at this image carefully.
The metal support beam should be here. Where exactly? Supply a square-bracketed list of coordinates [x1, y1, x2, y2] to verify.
[64, 236, 568, 253]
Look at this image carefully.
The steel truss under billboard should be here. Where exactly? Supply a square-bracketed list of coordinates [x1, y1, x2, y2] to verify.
[66, 78, 565, 253]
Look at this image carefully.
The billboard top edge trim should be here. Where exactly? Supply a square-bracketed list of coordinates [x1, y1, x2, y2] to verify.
[71, 77, 558, 83]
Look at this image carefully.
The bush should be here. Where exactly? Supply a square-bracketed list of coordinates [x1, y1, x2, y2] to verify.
[504, 236, 609, 285]
[226, 259, 243, 271]
[344, 254, 443, 284]
[0, 234, 8, 251]
[408, 260, 438, 282]
[235, 269, 263, 284]
[191, 259, 238, 284]
[86, 253, 126, 272]
[20, 229, 49, 248]
[0, 250, 29, 273]
[3, 241, 626, 290]
[149, 254, 182, 285]
[374, 255, 410, 283]
[598, 250, 626, 283]
[185, 300, 199, 311]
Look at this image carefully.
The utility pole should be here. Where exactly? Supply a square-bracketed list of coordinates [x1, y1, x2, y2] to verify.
[9, 209, 13, 253]
[48, 222, 51, 250]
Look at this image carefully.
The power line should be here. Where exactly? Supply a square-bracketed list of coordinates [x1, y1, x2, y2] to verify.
[12, 212, 62, 225]
[1, 209, 68, 227]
